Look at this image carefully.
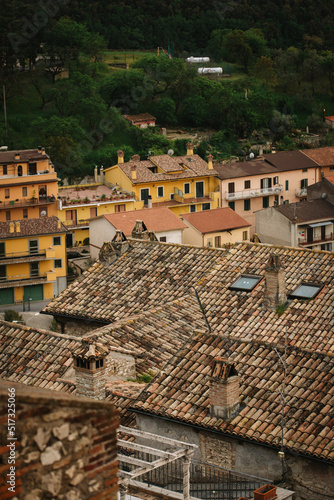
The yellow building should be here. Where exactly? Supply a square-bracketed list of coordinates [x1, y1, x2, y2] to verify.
[0, 148, 58, 222]
[0, 217, 67, 305]
[57, 182, 136, 247]
[104, 144, 220, 216]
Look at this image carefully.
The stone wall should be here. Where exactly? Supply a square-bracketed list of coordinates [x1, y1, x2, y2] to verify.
[0, 380, 119, 500]
[58, 318, 107, 336]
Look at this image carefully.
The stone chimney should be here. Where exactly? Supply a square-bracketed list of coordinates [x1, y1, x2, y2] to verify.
[131, 165, 137, 181]
[186, 142, 194, 155]
[99, 241, 117, 266]
[263, 254, 287, 309]
[73, 339, 109, 400]
[131, 220, 158, 241]
[207, 154, 213, 170]
[111, 230, 129, 256]
[147, 195, 152, 208]
[15, 152, 20, 160]
[117, 150, 124, 164]
[209, 357, 240, 419]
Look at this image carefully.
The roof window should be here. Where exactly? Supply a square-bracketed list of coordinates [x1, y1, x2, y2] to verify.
[230, 275, 262, 291]
[289, 283, 323, 300]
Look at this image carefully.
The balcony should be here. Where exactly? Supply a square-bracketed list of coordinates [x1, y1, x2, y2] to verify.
[296, 188, 307, 198]
[63, 219, 90, 229]
[225, 185, 283, 201]
[0, 196, 56, 210]
[0, 249, 55, 264]
[298, 232, 333, 246]
[0, 273, 51, 288]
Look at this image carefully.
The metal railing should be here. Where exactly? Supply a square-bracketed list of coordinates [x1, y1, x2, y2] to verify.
[62, 219, 90, 228]
[0, 196, 56, 210]
[0, 274, 47, 285]
[295, 188, 307, 197]
[0, 250, 46, 260]
[225, 185, 283, 201]
[298, 232, 333, 246]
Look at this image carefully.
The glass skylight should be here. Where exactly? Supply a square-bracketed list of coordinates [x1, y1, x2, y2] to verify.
[290, 283, 323, 299]
[230, 275, 262, 291]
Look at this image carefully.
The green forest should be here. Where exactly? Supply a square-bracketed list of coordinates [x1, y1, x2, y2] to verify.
[1, 1, 334, 179]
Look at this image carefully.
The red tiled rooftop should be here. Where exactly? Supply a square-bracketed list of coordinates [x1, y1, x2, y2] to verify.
[0, 216, 67, 238]
[301, 146, 334, 166]
[181, 207, 251, 234]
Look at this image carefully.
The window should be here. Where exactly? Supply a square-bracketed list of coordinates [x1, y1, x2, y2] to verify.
[90, 207, 97, 217]
[170, 193, 174, 200]
[230, 275, 262, 291]
[274, 195, 279, 206]
[195, 181, 204, 198]
[215, 236, 221, 247]
[244, 180, 251, 189]
[159, 236, 167, 242]
[184, 183, 190, 194]
[202, 203, 210, 210]
[0, 242, 5, 258]
[228, 182, 235, 194]
[301, 178, 308, 189]
[22, 187, 27, 197]
[302, 168, 308, 172]
[157, 186, 164, 198]
[242, 231, 248, 241]
[140, 188, 150, 204]
[23, 209, 28, 219]
[5, 211, 10, 221]
[66, 210, 77, 224]
[29, 240, 39, 255]
[228, 201, 235, 211]
[5, 189, 9, 199]
[3, 165, 7, 175]
[263, 196, 269, 208]
[244, 199, 251, 211]
[285, 180, 289, 191]
[115, 204, 126, 213]
[289, 283, 323, 300]
[17, 165, 22, 176]
[273, 176, 279, 185]
[28, 163, 37, 175]
[30, 262, 39, 277]
[39, 185, 47, 200]
[261, 178, 272, 189]
[54, 259, 62, 269]
[0, 265, 6, 281]
[53, 236, 61, 246]
[190, 205, 196, 212]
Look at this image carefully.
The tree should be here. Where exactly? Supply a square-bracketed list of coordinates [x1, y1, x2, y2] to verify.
[302, 50, 322, 95]
[255, 56, 277, 86]
[321, 51, 334, 95]
[99, 70, 147, 111]
[224, 29, 267, 73]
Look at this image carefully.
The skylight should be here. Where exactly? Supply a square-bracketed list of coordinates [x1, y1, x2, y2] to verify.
[289, 283, 323, 300]
[230, 275, 262, 291]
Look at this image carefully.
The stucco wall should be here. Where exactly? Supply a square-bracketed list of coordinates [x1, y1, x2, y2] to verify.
[256, 208, 292, 246]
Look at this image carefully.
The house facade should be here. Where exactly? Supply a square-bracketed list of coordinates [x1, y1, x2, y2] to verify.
[0, 148, 58, 222]
[180, 207, 250, 247]
[103, 145, 220, 217]
[0, 217, 67, 305]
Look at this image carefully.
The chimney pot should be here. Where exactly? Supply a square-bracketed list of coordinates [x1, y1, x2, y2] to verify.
[131, 165, 137, 180]
[117, 150, 124, 164]
[207, 154, 213, 170]
[186, 142, 194, 155]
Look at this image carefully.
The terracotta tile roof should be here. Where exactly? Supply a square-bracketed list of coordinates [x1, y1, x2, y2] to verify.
[181, 207, 251, 234]
[123, 113, 156, 123]
[214, 160, 278, 179]
[117, 154, 217, 183]
[325, 175, 334, 184]
[275, 199, 334, 222]
[0, 148, 50, 163]
[263, 151, 318, 171]
[102, 207, 187, 236]
[132, 332, 334, 463]
[43, 241, 333, 356]
[0, 216, 67, 238]
[301, 147, 334, 166]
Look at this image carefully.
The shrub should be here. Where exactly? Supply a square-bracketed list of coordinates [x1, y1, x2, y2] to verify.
[4, 310, 24, 324]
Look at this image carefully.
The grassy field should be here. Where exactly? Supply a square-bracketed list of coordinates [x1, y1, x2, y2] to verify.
[103, 50, 156, 68]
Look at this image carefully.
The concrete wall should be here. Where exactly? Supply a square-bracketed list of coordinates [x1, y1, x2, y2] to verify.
[137, 413, 334, 500]
[0, 379, 118, 500]
[256, 208, 292, 246]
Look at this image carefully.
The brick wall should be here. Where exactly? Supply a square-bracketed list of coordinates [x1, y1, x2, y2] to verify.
[0, 380, 119, 500]
[209, 376, 240, 418]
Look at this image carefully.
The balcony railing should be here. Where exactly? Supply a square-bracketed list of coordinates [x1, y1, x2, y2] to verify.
[298, 233, 333, 246]
[0, 248, 55, 263]
[63, 219, 90, 228]
[295, 188, 307, 197]
[0, 273, 47, 287]
[225, 185, 283, 200]
[0, 196, 56, 210]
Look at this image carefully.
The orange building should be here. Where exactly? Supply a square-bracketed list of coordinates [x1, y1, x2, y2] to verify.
[0, 148, 58, 222]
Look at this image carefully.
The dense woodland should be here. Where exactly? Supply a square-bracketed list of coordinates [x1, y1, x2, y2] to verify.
[1, 1, 334, 179]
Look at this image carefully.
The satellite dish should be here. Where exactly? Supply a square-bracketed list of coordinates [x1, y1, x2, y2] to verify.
[167, 149, 174, 156]
[321, 193, 327, 198]
[40, 210, 47, 217]
[249, 152, 255, 159]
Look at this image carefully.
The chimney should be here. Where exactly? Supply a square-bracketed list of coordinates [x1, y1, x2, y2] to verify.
[147, 195, 152, 208]
[186, 142, 194, 155]
[209, 357, 240, 419]
[9, 222, 14, 233]
[57, 219, 62, 229]
[15, 152, 20, 160]
[271, 147, 276, 154]
[99, 241, 117, 266]
[41, 147, 46, 155]
[94, 165, 98, 182]
[15, 222, 20, 233]
[131, 165, 137, 181]
[73, 339, 108, 400]
[263, 254, 287, 309]
[38, 146, 42, 153]
[117, 150, 124, 164]
[132, 154, 140, 162]
[259, 146, 263, 156]
[111, 230, 129, 256]
[207, 154, 213, 170]
[132, 220, 149, 239]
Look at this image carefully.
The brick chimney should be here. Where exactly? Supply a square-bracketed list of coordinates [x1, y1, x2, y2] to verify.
[73, 339, 109, 400]
[99, 241, 117, 266]
[209, 357, 240, 419]
[207, 154, 213, 170]
[131, 165, 137, 181]
[186, 143, 194, 155]
[111, 230, 129, 255]
[263, 254, 287, 309]
[117, 150, 124, 164]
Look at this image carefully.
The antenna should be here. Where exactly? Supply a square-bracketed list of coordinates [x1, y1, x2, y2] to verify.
[192, 286, 211, 333]
[274, 328, 288, 480]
